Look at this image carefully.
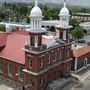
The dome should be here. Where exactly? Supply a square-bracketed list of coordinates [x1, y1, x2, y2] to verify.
[30, 0, 42, 17]
[60, 7, 69, 16]
[30, 6, 42, 17]
[59, 2, 70, 16]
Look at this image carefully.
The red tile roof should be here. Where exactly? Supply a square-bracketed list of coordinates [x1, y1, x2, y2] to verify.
[0, 31, 55, 64]
[0, 31, 29, 64]
[4, 30, 90, 65]
[0, 32, 7, 47]
[73, 45, 90, 57]
[1, 30, 90, 63]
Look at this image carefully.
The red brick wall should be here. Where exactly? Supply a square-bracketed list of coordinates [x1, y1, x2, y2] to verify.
[0, 58, 24, 84]
[25, 44, 72, 90]
[29, 33, 43, 47]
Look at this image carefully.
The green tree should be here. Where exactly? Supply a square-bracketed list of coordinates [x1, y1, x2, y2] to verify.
[71, 26, 85, 42]
[70, 7, 81, 13]
[0, 12, 6, 20]
[44, 8, 59, 20]
[69, 19, 80, 29]
[26, 16, 30, 23]
[14, 12, 20, 22]
[0, 24, 5, 32]
[80, 8, 87, 13]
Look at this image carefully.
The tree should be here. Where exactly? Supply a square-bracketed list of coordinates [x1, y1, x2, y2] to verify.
[71, 26, 85, 42]
[14, 12, 20, 22]
[69, 19, 80, 29]
[80, 8, 87, 13]
[43, 7, 59, 20]
[0, 12, 6, 20]
[26, 16, 30, 23]
[0, 24, 6, 32]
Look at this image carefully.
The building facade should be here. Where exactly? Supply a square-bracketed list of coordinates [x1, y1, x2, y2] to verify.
[23, 0, 72, 90]
[0, 0, 73, 90]
[72, 13, 90, 22]
[71, 43, 90, 73]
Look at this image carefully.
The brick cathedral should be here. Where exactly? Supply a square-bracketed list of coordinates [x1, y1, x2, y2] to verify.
[0, 0, 72, 90]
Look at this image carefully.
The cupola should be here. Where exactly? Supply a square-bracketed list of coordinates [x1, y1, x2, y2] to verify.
[56, 0, 72, 42]
[59, 1, 70, 16]
[26, 0, 46, 51]
[30, 0, 42, 17]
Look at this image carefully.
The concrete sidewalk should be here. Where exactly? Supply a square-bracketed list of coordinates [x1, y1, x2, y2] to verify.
[71, 67, 90, 82]
[0, 75, 22, 90]
[0, 84, 15, 90]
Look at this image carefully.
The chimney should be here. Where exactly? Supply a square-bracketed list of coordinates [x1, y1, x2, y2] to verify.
[0, 32, 7, 50]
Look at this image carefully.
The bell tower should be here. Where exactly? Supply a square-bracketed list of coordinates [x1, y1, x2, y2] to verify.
[23, 1, 46, 89]
[56, 0, 72, 42]
[27, 0, 46, 51]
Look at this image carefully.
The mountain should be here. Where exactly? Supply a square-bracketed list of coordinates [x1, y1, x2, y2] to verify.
[0, 0, 90, 7]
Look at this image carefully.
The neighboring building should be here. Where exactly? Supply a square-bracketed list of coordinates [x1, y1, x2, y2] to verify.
[80, 22, 90, 35]
[72, 13, 90, 22]
[42, 20, 59, 32]
[0, 22, 30, 33]
[71, 43, 90, 73]
[0, 0, 73, 90]
[0, 31, 29, 87]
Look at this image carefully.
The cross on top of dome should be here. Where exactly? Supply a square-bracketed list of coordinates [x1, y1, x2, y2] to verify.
[59, 0, 69, 16]
[35, 0, 38, 6]
[64, 0, 66, 7]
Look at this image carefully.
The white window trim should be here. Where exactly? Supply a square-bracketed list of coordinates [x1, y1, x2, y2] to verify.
[8, 63, 13, 77]
[29, 59, 33, 69]
[40, 59, 43, 68]
[53, 51, 56, 62]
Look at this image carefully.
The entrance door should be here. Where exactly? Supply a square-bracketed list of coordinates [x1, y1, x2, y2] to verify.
[84, 58, 87, 67]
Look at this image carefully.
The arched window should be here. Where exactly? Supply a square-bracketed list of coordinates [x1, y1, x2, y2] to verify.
[29, 57, 33, 69]
[40, 58, 43, 68]
[8, 63, 14, 76]
[18, 66, 24, 81]
[39, 78, 44, 86]
[0, 59, 3, 73]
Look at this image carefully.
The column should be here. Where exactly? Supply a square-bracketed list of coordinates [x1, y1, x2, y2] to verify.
[34, 20, 35, 29]
[84, 58, 87, 67]
[75, 57, 77, 73]
[37, 20, 38, 30]
[56, 29, 59, 38]
[36, 20, 37, 30]
[31, 20, 32, 29]
[63, 30, 66, 40]
[34, 35, 38, 48]
[38, 20, 39, 29]
[39, 20, 41, 28]
[32, 20, 34, 29]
